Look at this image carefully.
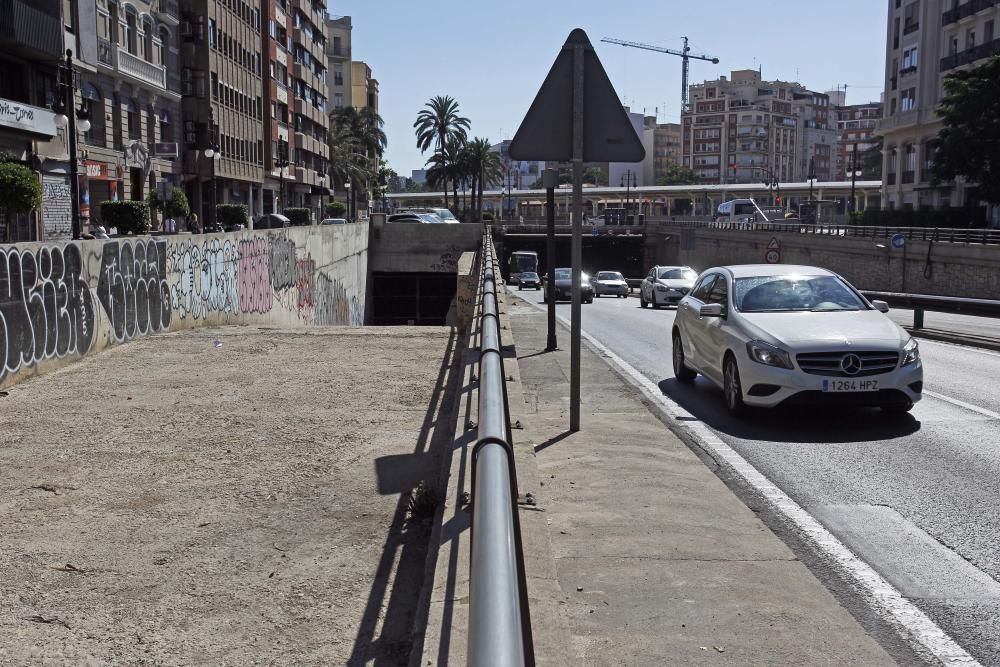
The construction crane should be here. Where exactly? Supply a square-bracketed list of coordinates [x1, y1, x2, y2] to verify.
[601, 36, 719, 112]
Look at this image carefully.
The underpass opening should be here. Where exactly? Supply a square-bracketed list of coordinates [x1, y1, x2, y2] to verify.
[371, 272, 458, 326]
[497, 233, 645, 283]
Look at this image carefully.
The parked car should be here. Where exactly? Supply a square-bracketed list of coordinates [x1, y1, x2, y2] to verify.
[518, 271, 541, 290]
[256, 213, 291, 229]
[671, 264, 922, 416]
[402, 207, 460, 223]
[640, 265, 698, 309]
[416, 213, 445, 224]
[320, 218, 348, 225]
[388, 213, 424, 223]
[542, 268, 594, 303]
[592, 271, 629, 298]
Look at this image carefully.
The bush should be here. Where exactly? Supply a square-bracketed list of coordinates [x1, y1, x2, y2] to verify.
[216, 204, 248, 228]
[164, 187, 191, 219]
[0, 161, 43, 241]
[283, 207, 311, 226]
[325, 200, 347, 217]
[101, 200, 150, 235]
[482, 211, 495, 221]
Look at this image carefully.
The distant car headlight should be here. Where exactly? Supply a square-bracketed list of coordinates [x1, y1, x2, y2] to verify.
[902, 338, 920, 366]
[746, 340, 794, 369]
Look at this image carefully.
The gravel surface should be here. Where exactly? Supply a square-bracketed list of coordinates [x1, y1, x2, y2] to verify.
[527, 293, 1000, 664]
[0, 326, 456, 666]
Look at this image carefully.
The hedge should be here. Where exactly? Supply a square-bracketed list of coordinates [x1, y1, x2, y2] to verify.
[325, 200, 347, 217]
[101, 200, 150, 235]
[216, 204, 249, 228]
[283, 207, 311, 226]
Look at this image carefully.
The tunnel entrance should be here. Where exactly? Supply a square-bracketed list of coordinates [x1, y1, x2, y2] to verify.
[497, 233, 646, 283]
[370, 272, 457, 326]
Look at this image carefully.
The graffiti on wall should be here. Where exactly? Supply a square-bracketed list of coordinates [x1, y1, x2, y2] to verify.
[1, 244, 96, 382]
[167, 238, 240, 320]
[314, 272, 363, 326]
[430, 244, 462, 272]
[270, 238, 297, 291]
[97, 239, 172, 342]
[238, 237, 272, 314]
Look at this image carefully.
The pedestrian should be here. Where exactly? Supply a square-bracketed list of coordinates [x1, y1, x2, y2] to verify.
[164, 215, 176, 234]
[187, 212, 200, 234]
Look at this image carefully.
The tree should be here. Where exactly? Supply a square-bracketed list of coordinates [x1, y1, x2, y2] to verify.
[463, 137, 502, 222]
[858, 136, 883, 180]
[656, 164, 699, 186]
[414, 95, 470, 208]
[932, 56, 1000, 203]
[0, 158, 43, 242]
[329, 106, 387, 216]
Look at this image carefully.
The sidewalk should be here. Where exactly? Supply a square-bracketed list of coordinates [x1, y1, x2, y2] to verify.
[507, 298, 897, 665]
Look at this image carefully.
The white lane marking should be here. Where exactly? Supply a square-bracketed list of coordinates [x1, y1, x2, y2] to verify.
[919, 338, 1000, 359]
[924, 390, 1000, 420]
[520, 293, 982, 667]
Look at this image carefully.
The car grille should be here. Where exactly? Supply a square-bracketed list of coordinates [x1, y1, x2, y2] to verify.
[796, 351, 900, 377]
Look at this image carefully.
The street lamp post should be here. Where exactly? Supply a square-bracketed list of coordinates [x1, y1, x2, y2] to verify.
[275, 142, 289, 214]
[345, 180, 352, 222]
[52, 49, 91, 240]
[849, 141, 862, 216]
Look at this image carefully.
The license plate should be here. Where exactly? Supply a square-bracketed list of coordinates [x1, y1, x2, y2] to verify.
[822, 378, 879, 392]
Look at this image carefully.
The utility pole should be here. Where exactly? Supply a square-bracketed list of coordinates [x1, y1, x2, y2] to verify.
[849, 141, 860, 215]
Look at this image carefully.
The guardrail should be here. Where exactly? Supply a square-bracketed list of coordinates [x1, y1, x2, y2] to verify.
[699, 221, 1000, 245]
[861, 291, 1000, 329]
[469, 228, 533, 666]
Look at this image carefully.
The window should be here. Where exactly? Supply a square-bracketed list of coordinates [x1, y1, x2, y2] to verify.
[986, 20, 995, 42]
[966, 27, 976, 50]
[269, 19, 276, 38]
[159, 27, 170, 66]
[903, 2, 919, 32]
[143, 18, 154, 61]
[334, 93, 343, 108]
[901, 46, 918, 71]
[333, 36, 342, 55]
[901, 88, 916, 112]
[706, 277, 728, 308]
[208, 18, 216, 48]
[126, 98, 140, 140]
[159, 109, 172, 142]
[80, 83, 103, 146]
[691, 274, 717, 302]
[211, 72, 218, 98]
[125, 8, 138, 54]
[334, 64, 343, 85]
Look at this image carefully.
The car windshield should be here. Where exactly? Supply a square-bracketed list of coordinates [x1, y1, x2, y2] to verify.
[418, 214, 442, 223]
[521, 272, 538, 279]
[434, 209, 458, 221]
[597, 272, 622, 280]
[554, 269, 571, 280]
[735, 275, 868, 312]
[658, 268, 697, 280]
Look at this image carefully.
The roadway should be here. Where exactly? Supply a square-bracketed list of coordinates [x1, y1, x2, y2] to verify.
[517, 290, 1000, 664]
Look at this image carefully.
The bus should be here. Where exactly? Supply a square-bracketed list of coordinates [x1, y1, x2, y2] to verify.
[716, 198, 788, 225]
[507, 251, 539, 285]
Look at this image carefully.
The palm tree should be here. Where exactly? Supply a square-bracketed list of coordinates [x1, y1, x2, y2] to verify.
[414, 96, 470, 208]
[330, 106, 387, 210]
[464, 138, 502, 222]
[327, 122, 368, 217]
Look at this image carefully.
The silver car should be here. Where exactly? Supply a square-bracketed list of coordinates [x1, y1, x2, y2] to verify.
[640, 266, 698, 309]
[592, 271, 629, 298]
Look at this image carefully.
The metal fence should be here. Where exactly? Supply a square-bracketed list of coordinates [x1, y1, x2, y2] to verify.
[860, 291, 1000, 329]
[468, 228, 533, 666]
[699, 220, 1000, 245]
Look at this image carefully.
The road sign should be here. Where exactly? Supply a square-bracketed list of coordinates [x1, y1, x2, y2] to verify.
[508, 29, 644, 433]
[765, 249, 781, 264]
[767, 237, 781, 251]
[891, 233, 906, 249]
[508, 29, 645, 163]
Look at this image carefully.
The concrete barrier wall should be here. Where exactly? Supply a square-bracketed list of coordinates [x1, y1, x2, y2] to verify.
[0, 224, 368, 389]
[672, 228, 1000, 299]
[370, 223, 483, 273]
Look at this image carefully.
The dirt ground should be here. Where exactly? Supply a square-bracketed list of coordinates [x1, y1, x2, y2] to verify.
[0, 326, 458, 666]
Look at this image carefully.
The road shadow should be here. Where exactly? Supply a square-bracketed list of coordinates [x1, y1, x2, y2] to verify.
[350, 329, 462, 666]
[657, 377, 922, 444]
[533, 430, 573, 453]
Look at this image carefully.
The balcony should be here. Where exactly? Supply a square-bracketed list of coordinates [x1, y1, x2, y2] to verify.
[118, 47, 167, 89]
[940, 38, 1000, 71]
[153, 0, 179, 24]
[0, 0, 62, 58]
[899, 65, 918, 76]
[903, 21, 919, 35]
[943, 0, 996, 25]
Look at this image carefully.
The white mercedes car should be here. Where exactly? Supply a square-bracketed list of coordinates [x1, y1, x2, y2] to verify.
[671, 265, 923, 416]
[640, 265, 698, 309]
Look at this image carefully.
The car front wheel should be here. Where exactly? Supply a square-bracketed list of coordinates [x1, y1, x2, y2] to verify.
[672, 332, 697, 383]
[723, 355, 747, 416]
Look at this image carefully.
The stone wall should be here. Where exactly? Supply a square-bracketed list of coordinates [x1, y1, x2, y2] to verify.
[0, 223, 368, 389]
[671, 227, 1000, 298]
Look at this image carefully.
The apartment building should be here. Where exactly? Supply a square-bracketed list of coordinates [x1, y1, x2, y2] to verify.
[0, 0, 70, 240]
[879, 0, 1000, 209]
[833, 101, 882, 180]
[793, 90, 838, 182]
[325, 15, 351, 110]
[179, 0, 264, 225]
[652, 123, 682, 183]
[351, 61, 378, 112]
[682, 70, 804, 185]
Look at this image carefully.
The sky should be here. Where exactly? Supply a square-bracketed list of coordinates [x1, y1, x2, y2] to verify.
[328, 0, 888, 176]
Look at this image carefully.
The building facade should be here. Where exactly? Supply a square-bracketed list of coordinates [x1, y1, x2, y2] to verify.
[651, 122, 682, 183]
[879, 0, 1000, 210]
[325, 15, 351, 110]
[350, 61, 377, 112]
[179, 0, 264, 226]
[833, 101, 882, 180]
[793, 90, 838, 183]
[682, 69, 807, 185]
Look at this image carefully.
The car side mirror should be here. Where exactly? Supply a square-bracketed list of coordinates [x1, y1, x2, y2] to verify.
[699, 303, 725, 318]
[872, 300, 890, 313]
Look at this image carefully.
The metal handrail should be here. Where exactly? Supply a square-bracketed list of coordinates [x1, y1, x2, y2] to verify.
[697, 220, 1000, 245]
[861, 290, 1000, 330]
[468, 229, 532, 666]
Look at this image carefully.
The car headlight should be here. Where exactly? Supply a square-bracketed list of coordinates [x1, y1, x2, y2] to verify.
[746, 340, 794, 369]
[902, 338, 920, 366]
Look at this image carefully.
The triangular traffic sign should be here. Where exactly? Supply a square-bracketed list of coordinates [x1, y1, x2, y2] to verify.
[509, 29, 645, 163]
[767, 237, 781, 250]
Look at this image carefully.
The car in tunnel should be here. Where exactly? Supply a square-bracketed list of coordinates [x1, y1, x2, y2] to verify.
[671, 264, 923, 417]
[518, 272, 541, 290]
[542, 268, 594, 304]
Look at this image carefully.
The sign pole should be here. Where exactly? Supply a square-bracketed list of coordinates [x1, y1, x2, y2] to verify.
[570, 41, 584, 432]
[543, 168, 558, 351]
